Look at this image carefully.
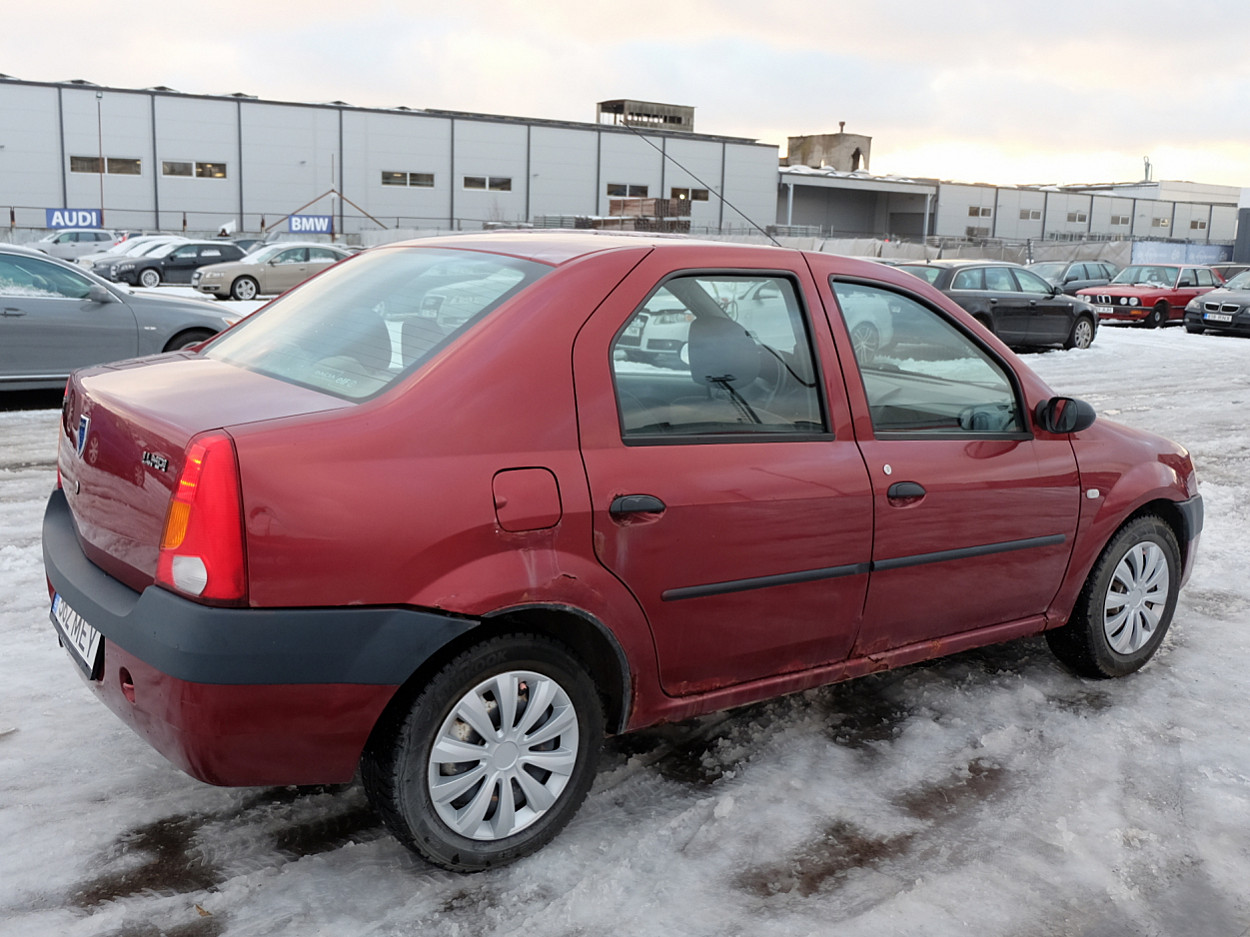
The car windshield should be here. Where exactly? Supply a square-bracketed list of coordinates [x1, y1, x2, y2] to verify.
[1111, 265, 1175, 286]
[1028, 263, 1065, 278]
[1225, 271, 1250, 290]
[204, 247, 550, 400]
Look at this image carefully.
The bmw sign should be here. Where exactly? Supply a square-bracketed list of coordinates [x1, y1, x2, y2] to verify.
[289, 214, 334, 234]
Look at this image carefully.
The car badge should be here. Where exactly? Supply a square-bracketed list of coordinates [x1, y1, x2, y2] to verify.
[76, 415, 90, 458]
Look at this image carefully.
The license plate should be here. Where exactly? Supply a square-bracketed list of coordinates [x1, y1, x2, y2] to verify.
[1204, 313, 1233, 323]
[52, 593, 103, 678]
[1094, 305, 1115, 315]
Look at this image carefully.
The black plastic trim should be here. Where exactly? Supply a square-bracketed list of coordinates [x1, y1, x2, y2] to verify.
[1177, 493, 1204, 543]
[661, 533, 1066, 601]
[42, 489, 478, 686]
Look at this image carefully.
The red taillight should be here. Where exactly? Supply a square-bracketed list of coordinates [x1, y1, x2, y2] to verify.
[156, 431, 247, 605]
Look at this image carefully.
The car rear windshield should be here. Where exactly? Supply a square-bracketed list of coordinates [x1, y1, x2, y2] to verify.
[203, 246, 550, 399]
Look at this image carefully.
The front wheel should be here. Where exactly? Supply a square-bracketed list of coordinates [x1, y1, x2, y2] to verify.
[1046, 515, 1180, 678]
[1064, 315, 1095, 350]
[849, 321, 881, 363]
[230, 276, 259, 301]
[362, 634, 603, 871]
[138, 268, 161, 289]
[1144, 303, 1168, 329]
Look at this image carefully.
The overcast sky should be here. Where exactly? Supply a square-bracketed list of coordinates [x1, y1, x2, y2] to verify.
[5, 0, 1248, 188]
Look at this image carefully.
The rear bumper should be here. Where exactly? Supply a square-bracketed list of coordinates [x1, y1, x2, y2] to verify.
[42, 488, 479, 786]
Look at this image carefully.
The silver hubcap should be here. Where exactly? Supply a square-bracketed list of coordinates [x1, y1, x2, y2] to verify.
[428, 670, 579, 841]
[1104, 542, 1169, 654]
[235, 280, 256, 299]
[850, 323, 879, 361]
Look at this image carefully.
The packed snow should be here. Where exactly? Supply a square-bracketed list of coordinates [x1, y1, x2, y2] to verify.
[1, 323, 1248, 937]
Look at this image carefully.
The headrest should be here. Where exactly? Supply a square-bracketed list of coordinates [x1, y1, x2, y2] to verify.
[687, 316, 760, 387]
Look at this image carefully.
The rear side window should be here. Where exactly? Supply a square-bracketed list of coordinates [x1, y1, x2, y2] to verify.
[205, 248, 549, 399]
[610, 274, 826, 439]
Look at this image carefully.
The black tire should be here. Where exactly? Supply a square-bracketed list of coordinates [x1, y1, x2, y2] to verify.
[1064, 315, 1095, 350]
[230, 276, 259, 301]
[1046, 515, 1180, 679]
[163, 328, 216, 352]
[138, 268, 161, 289]
[362, 633, 603, 872]
[1144, 303, 1168, 329]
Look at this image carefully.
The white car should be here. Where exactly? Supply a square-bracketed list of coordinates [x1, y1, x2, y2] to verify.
[31, 228, 119, 260]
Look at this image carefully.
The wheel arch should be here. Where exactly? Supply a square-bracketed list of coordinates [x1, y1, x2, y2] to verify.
[364, 602, 632, 758]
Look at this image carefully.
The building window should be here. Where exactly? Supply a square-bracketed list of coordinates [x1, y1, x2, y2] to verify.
[1066, 212, 1088, 223]
[1110, 215, 1130, 226]
[71, 156, 142, 174]
[464, 176, 511, 191]
[195, 162, 227, 179]
[382, 171, 435, 187]
[1190, 219, 1207, 230]
[162, 161, 193, 177]
[1019, 209, 1041, 220]
[1152, 217, 1170, 228]
[671, 187, 709, 201]
[965, 226, 990, 237]
[607, 183, 649, 197]
[968, 206, 992, 217]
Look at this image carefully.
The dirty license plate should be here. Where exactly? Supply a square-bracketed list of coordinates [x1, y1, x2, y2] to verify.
[52, 593, 103, 678]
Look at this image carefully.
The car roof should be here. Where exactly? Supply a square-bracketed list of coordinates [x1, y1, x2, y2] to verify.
[898, 259, 1017, 268]
[375, 230, 793, 267]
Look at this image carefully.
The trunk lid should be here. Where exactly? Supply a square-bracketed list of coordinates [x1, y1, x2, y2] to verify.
[58, 353, 352, 592]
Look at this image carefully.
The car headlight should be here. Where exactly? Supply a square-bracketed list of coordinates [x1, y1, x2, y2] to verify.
[1185, 298, 1199, 311]
[117, 263, 135, 272]
[1129, 297, 1139, 306]
[200, 271, 221, 280]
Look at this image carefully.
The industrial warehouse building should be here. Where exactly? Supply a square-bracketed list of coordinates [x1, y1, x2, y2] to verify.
[0, 75, 1243, 259]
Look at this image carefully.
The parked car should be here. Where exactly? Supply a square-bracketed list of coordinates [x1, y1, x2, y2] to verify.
[192, 241, 354, 300]
[1076, 264, 1223, 328]
[1027, 260, 1119, 295]
[0, 244, 239, 391]
[1183, 269, 1250, 335]
[1208, 262, 1250, 281]
[77, 234, 188, 269]
[44, 233, 1202, 872]
[897, 260, 1098, 349]
[31, 228, 119, 260]
[104, 239, 248, 288]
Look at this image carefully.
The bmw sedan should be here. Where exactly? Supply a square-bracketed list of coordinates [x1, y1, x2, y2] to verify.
[0, 244, 240, 391]
[1184, 269, 1250, 336]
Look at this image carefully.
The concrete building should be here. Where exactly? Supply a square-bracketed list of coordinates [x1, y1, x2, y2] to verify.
[0, 77, 776, 238]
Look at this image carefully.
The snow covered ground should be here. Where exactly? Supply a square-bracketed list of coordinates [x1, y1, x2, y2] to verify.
[2, 323, 1248, 937]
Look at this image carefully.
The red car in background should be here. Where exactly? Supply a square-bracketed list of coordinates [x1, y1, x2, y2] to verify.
[1078, 263, 1223, 327]
[43, 233, 1203, 871]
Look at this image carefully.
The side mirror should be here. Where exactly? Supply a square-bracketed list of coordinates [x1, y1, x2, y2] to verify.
[87, 284, 117, 304]
[1034, 396, 1096, 434]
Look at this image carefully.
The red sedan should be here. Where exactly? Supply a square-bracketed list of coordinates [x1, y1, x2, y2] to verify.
[1077, 263, 1223, 327]
[44, 233, 1202, 871]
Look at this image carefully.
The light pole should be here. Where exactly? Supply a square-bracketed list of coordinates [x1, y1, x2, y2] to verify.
[95, 91, 104, 226]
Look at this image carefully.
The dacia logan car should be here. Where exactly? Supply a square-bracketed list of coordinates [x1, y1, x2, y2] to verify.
[43, 232, 1202, 871]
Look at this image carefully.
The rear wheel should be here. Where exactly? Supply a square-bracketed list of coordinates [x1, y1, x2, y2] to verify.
[1046, 515, 1180, 678]
[1064, 315, 1095, 350]
[362, 634, 603, 871]
[1144, 302, 1168, 329]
